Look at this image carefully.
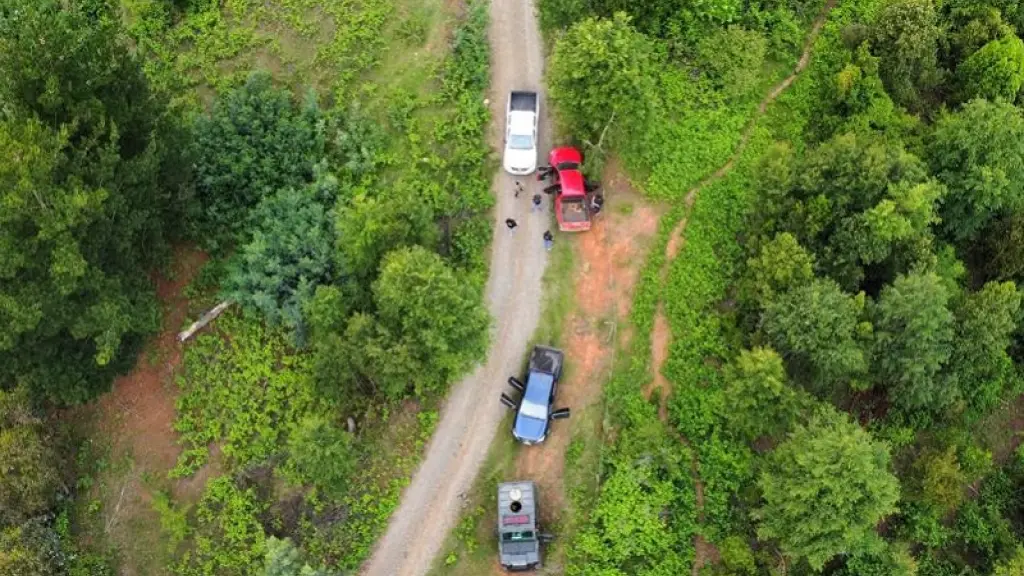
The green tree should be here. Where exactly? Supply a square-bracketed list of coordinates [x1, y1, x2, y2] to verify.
[284, 414, 355, 497]
[754, 407, 900, 570]
[821, 44, 918, 139]
[548, 13, 660, 142]
[944, 3, 1014, 65]
[760, 279, 869, 392]
[264, 536, 328, 576]
[224, 172, 338, 338]
[839, 542, 918, 576]
[334, 189, 438, 303]
[957, 33, 1024, 102]
[927, 99, 1024, 241]
[193, 72, 324, 248]
[948, 281, 1021, 416]
[743, 233, 815, 306]
[980, 213, 1024, 281]
[762, 131, 940, 290]
[872, 271, 955, 414]
[723, 347, 804, 441]
[872, 0, 943, 110]
[343, 247, 490, 399]
[0, 0, 181, 403]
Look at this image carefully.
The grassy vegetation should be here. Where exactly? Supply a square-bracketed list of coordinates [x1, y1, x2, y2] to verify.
[56, 0, 494, 573]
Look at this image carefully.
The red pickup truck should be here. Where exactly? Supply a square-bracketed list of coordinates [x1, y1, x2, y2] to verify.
[538, 147, 600, 232]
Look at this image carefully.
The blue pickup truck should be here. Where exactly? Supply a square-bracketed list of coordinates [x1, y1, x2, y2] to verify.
[500, 345, 571, 445]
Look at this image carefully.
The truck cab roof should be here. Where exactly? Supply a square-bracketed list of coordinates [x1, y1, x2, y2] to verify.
[498, 481, 540, 570]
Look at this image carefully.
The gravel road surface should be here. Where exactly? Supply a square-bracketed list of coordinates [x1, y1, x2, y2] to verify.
[360, 0, 550, 574]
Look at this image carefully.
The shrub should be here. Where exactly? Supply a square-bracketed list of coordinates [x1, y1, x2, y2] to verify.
[175, 477, 266, 576]
[192, 72, 324, 249]
[225, 171, 339, 339]
[283, 415, 355, 497]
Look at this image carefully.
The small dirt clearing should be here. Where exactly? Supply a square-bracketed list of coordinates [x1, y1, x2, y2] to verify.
[492, 161, 660, 574]
[83, 245, 211, 575]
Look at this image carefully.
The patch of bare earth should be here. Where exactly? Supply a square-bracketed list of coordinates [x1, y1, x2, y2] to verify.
[90, 245, 218, 575]
[644, 3, 837, 574]
[495, 160, 661, 575]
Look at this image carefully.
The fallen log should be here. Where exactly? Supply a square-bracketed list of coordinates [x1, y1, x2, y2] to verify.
[177, 300, 233, 343]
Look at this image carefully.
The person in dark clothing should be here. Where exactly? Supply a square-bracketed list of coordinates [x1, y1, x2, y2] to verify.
[514, 180, 523, 198]
[543, 183, 561, 195]
[537, 165, 555, 180]
[591, 194, 605, 215]
[505, 218, 518, 234]
[531, 194, 543, 212]
[543, 230, 554, 251]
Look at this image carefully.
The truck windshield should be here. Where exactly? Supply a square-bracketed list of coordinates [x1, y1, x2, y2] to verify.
[508, 134, 534, 150]
[502, 531, 535, 541]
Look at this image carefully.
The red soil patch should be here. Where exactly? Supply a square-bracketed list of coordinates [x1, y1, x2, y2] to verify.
[89, 246, 215, 575]
[96, 246, 208, 488]
[512, 159, 660, 532]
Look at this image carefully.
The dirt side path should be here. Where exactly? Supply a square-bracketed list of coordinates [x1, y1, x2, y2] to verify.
[88, 246, 209, 575]
[360, 0, 550, 574]
[642, 3, 837, 574]
[511, 165, 660, 547]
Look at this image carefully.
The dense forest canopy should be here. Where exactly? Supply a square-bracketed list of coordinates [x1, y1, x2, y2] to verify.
[543, 0, 1024, 573]
[0, 0, 188, 404]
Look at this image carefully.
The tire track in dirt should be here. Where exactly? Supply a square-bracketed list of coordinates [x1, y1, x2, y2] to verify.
[643, 3, 837, 574]
[360, 0, 551, 574]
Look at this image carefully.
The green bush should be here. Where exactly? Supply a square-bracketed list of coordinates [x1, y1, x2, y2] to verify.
[192, 72, 324, 249]
[283, 414, 355, 497]
[175, 477, 266, 576]
[0, 388, 58, 527]
[225, 171, 339, 338]
[173, 312, 325, 476]
[0, 520, 62, 576]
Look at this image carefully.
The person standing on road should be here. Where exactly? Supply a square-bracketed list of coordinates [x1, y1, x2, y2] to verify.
[514, 180, 523, 198]
[531, 193, 542, 212]
[543, 230, 553, 251]
[505, 218, 518, 234]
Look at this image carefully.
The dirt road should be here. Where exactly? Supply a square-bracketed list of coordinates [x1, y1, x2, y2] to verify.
[360, 1, 549, 574]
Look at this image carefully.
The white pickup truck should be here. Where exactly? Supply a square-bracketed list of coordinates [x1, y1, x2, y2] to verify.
[503, 91, 539, 175]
